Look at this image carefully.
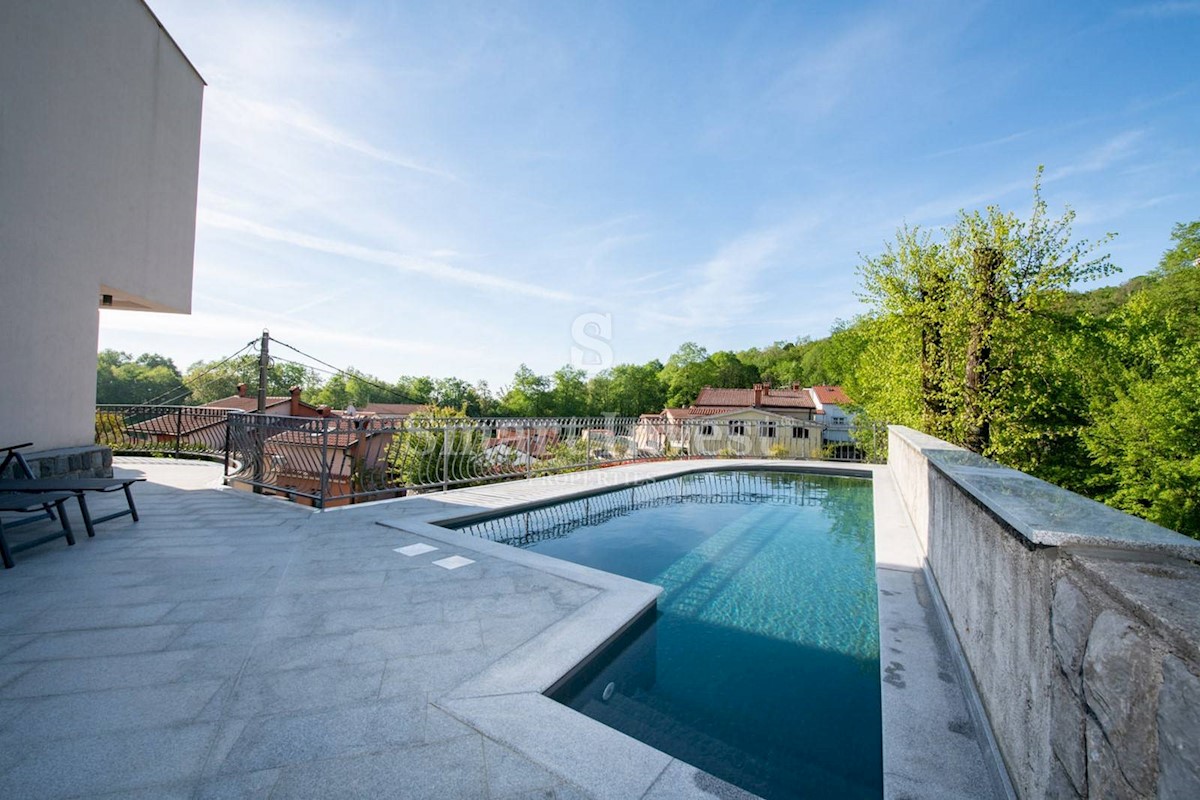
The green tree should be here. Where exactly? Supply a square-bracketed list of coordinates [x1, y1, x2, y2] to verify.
[801, 322, 869, 388]
[598, 361, 667, 417]
[183, 355, 320, 405]
[499, 365, 553, 416]
[659, 342, 710, 407]
[1083, 338, 1200, 536]
[96, 350, 186, 404]
[428, 377, 492, 416]
[1079, 226, 1200, 536]
[551, 366, 589, 417]
[1155, 220, 1200, 277]
[708, 351, 760, 389]
[857, 170, 1115, 457]
[394, 375, 434, 405]
[659, 343, 758, 407]
[307, 368, 419, 411]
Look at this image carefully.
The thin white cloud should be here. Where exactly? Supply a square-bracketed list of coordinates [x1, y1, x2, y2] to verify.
[904, 130, 1148, 226]
[199, 209, 582, 303]
[643, 226, 789, 329]
[920, 129, 1039, 161]
[765, 17, 900, 118]
[1044, 130, 1146, 181]
[216, 95, 458, 181]
[100, 307, 472, 360]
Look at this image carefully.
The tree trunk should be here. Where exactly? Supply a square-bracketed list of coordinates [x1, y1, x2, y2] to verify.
[919, 269, 949, 437]
[964, 247, 1003, 454]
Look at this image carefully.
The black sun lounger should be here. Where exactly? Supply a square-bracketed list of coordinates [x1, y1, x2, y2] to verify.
[0, 478, 144, 539]
[0, 491, 77, 568]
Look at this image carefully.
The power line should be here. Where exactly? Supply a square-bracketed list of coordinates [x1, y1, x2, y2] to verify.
[269, 337, 426, 405]
[134, 339, 258, 406]
[269, 354, 424, 406]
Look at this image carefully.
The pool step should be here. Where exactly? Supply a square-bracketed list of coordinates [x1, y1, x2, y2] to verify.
[576, 690, 876, 799]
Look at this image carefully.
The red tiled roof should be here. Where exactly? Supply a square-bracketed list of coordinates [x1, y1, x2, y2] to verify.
[810, 385, 853, 405]
[694, 387, 815, 409]
[125, 394, 324, 438]
[124, 408, 230, 437]
[663, 406, 741, 419]
[265, 430, 379, 448]
[205, 396, 291, 411]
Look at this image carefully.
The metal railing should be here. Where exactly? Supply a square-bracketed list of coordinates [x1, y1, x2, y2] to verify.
[97, 404, 233, 459]
[97, 406, 885, 508]
[454, 470, 844, 548]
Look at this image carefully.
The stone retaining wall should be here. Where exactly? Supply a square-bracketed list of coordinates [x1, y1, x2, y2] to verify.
[1050, 555, 1200, 799]
[0, 445, 112, 480]
[888, 426, 1200, 799]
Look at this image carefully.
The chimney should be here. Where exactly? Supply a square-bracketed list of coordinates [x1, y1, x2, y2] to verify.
[753, 384, 763, 407]
[289, 385, 302, 416]
[318, 405, 332, 418]
[792, 382, 801, 391]
[236, 383, 247, 398]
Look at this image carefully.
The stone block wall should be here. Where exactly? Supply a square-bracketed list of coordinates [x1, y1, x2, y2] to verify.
[1050, 556, 1200, 799]
[0, 445, 113, 480]
[888, 426, 1200, 799]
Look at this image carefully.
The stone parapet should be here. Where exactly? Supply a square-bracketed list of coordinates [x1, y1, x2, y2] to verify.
[889, 425, 1200, 799]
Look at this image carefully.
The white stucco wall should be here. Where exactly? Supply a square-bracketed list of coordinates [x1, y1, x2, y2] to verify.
[821, 402, 854, 442]
[0, 0, 203, 451]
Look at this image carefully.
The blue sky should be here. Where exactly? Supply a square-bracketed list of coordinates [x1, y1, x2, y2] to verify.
[99, 0, 1200, 389]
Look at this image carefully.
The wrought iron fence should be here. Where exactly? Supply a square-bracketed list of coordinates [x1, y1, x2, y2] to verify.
[97, 404, 233, 459]
[453, 470, 841, 549]
[97, 405, 885, 507]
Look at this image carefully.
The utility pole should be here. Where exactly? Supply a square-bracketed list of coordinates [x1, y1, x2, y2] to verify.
[257, 329, 270, 414]
[253, 329, 269, 494]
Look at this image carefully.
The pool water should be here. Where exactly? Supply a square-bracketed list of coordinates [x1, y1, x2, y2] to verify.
[451, 470, 881, 800]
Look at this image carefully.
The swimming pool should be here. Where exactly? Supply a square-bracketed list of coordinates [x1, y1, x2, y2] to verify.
[450, 469, 882, 799]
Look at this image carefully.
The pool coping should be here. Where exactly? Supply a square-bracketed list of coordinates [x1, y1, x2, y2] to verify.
[374, 459, 1008, 800]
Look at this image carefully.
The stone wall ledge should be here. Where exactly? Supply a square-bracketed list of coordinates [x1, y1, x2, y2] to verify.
[890, 426, 1200, 561]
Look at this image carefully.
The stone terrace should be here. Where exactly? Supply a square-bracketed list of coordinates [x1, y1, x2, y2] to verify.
[0, 459, 613, 799]
[0, 457, 998, 800]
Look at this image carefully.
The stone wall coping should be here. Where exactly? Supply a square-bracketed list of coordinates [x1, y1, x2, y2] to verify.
[889, 426, 1200, 561]
[20, 444, 109, 460]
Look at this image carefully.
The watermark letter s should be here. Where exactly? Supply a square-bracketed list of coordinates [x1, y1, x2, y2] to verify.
[571, 312, 613, 369]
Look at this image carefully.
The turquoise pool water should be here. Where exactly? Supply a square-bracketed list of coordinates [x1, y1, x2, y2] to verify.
[451, 470, 881, 800]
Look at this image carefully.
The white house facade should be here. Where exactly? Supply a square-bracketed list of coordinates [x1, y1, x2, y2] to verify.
[0, 0, 204, 474]
[807, 385, 857, 443]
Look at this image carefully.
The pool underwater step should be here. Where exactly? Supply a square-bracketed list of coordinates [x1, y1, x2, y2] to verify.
[579, 689, 877, 800]
[653, 505, 777, 601]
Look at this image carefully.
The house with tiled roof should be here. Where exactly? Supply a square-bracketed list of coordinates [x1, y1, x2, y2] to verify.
[693, 383, 820, 421]
[806, 385, 857, 442]
[636, 383, 823, 457]
[636, 382, 859, 455]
